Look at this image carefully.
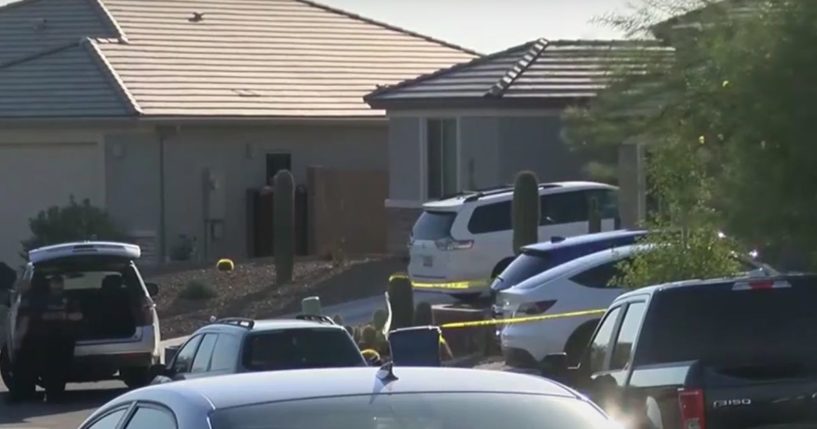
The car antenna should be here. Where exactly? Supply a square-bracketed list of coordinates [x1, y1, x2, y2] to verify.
[377, 362, 398, 382]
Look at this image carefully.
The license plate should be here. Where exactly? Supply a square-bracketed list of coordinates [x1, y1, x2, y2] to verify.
[422, 256, 433, 267]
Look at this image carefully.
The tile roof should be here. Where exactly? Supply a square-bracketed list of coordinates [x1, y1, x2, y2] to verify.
[365, 39, 674, 109]
[0, 39, 134, 118]
[0, 0, 478, 119]
[0, 0, 121, 64]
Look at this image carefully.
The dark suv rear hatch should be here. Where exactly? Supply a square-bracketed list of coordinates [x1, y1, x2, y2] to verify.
[638, 276, 817, 429]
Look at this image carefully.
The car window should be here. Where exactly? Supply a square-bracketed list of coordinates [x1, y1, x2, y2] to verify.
[587, 307, 622, 373]
[124, 406, 176, 429]
[192, 333, 218, 372]
[541, 191, 588, 224]
[210, 334, 242, 371]
[493, 252, 556, 290]
[85, 408, 128, 429]
[570, 259, 628, 288]
[413, 211, 456, 240]
[610, 302, 647, 370]
[243, 328, 364, 371]
[173, 335, 202, 374]
[586, 189, 619, 218]
[468, 201, 512, 234]
[210, 392, 611, 429]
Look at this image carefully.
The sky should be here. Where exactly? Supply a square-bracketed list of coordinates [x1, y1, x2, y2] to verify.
[0, 0, 634, 54]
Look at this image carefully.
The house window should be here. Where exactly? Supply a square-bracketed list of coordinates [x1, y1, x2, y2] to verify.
[426, 118, 458, 199]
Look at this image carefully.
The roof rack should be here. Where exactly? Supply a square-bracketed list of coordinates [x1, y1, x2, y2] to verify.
[213, 317, 255, 329]
[295, 314, 337, 325]
[463, 183, 561, 202]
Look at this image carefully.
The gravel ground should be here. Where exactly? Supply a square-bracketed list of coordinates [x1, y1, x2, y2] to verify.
[147, 256, 385, 338]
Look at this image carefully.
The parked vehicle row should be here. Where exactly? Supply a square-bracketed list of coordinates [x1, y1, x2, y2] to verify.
[408, 181, 620, 299]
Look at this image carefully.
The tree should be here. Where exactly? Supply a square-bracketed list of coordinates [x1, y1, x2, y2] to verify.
[566, 0, 803, 285]
[20, 196, 123, 259]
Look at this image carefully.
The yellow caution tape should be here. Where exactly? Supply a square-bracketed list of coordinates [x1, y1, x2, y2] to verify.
[411, 280, 475, 290]
[441, 308, 607, 329]
[389, 273, 410, 282]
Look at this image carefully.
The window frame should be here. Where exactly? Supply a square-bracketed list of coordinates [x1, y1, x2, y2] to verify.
[583, 306, 624, 374]
[81, 404, 133, 429]
[609, 301, 648, 371]
[171, 334, 203, 374]
[191, 333, 219, 373]
[421, 117, 460, 201]
[121, 401, 178, 429]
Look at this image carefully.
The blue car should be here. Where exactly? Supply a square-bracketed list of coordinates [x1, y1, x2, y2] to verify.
[490, 229, 647, 295]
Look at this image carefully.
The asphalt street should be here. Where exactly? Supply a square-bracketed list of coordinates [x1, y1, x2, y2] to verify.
[0, 291, 455, 429]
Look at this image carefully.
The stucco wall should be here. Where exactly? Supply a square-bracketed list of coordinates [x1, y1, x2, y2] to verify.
[459, 116, 501, 189]
[497, 116, 585, 183]
[387, 117, 421, 202]
[158, 124, 387, 261]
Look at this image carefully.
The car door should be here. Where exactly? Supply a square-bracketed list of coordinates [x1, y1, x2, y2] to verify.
[575, 305, 623, 406]
[180, 333, 218, 380]
[209, 333, 242, 375]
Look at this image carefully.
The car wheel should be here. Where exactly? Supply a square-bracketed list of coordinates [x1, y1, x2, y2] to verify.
[121, 368, 151, 389]
[563, 320, 599, 366]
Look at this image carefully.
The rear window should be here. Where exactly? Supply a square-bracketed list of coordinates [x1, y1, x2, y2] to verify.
[32, 257, 142, 292]
[493, 253, 556, 290]
[242, 328, 364, 371]
[413, 211, 456, 240]
[637, 277, 817, 365]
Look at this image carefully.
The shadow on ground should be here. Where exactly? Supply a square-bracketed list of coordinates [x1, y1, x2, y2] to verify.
[0, 387, 126, 425]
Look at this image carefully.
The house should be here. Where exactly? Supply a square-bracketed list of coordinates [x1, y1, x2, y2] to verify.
[364, 38, 672, 253]
[0, 0, 477, 265]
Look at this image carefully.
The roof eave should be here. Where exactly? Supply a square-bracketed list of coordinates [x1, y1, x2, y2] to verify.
[367, 96, 594, 111]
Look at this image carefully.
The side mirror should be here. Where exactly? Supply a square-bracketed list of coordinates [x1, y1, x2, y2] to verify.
[145, 283, 159, 297]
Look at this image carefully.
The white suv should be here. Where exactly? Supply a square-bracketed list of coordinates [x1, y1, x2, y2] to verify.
[408, 182, 619, 299]
[0, 242, 161, 395]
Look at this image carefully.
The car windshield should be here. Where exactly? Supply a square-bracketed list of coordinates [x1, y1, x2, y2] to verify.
[210, 392, 613, 429]
[412, 211, 456, 240]
[242, 329, 364, 371]
[637, 277, 817, 365]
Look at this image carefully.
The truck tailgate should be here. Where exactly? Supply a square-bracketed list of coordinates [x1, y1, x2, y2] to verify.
[699, 362, 817, 428]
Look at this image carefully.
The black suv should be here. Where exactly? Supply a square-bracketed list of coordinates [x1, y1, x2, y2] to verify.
[153, 316, 365, 383]
[542, 274, 817, 429]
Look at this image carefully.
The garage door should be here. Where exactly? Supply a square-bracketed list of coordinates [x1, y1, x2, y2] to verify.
[0, 143, 102, 266]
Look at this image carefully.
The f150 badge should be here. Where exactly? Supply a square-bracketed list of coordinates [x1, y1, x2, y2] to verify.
[713, 399, 752, 408]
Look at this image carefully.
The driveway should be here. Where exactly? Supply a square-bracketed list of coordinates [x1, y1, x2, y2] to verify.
[0, 291, 456, 428]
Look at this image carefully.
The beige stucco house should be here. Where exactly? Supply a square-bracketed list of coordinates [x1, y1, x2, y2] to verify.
[0, 0, 477, 265]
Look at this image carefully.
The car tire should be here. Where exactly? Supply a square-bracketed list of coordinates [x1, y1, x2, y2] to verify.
[1, 346, 36, 401]
[0, 346, 12, 388]
[121, 367, 151, 389]
[563, 320, 599, 366]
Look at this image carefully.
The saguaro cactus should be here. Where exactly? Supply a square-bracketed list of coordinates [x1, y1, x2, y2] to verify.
[588, 196, 602, 233]
[387, 274, 414, 330]
[273, 170, 295, 284]
[414, 301, 433, 326]
[512, 171, 541, 253]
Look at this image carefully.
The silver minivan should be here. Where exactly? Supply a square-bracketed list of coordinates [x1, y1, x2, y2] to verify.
[0, 242, 161, 396]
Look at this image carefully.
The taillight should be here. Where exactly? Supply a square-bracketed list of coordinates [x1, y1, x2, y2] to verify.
[678, 388, 706, 429]
[434, 237, 474, 251]
[516, 300, 556, 316]
[732, 279, 791, 291]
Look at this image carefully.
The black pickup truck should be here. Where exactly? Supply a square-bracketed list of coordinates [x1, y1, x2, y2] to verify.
[541, 274, 817, 429]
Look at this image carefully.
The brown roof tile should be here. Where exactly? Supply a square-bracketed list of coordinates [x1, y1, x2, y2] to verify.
[94, 0, 478, 117]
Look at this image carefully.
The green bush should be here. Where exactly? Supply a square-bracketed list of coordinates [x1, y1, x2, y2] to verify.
[273, 170, 295, 284]
[21, 196, 123, 259]
[512, 171, 540, 253]
[179, 280, 217, 300]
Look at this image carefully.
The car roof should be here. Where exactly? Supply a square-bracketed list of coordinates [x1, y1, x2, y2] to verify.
[508, 243, 652, 291]
[28, 241, 141, 264]
[521, 229, 647, 253]
[118, 367, 580, 410]
[197, 318, 344, 335]
[422, 181, 617, 210]
[612, 273, 817, 303]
